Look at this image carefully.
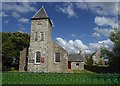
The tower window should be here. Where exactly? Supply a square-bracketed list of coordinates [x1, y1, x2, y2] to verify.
[55, 53, 60, 62]
[36, 51, 41, 63]
[35, 32, 38, 41]
[38, 23, 42, 26]
[40, 32, 44, 41]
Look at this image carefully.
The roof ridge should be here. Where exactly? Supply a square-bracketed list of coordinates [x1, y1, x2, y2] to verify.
[32, 6, 42, 18]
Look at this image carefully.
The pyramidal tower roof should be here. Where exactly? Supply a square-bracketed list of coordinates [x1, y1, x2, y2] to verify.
[32, 6, 49, 19]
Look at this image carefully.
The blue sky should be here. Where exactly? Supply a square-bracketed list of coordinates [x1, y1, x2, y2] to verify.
[1, 2, 119, 53]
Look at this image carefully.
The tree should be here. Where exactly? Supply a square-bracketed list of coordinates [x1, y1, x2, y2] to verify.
[100, 47, 112, 65]
[86, 56, 93, 66]
[109, 29, 120, 68]
[100, 47, 112, 58]
[2, 32, 15, 69]
[2, 32, 30, 71]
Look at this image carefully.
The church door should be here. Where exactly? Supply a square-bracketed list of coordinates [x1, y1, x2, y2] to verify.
[68, 62, 71, 69]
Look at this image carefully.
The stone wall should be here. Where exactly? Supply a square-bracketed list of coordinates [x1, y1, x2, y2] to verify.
[71, 62, 84, 70]
[19, 47, 28, 72]
[92, 52, 101, 65]
[27, 19, 52, 72]
[27, 41, 68, 73]
[49, 41, 68, 73]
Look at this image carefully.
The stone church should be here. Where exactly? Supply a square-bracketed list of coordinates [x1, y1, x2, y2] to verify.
[19, 6, 84, 73]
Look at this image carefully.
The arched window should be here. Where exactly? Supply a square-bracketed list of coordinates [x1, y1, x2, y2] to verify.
[36, 51, 41, 63]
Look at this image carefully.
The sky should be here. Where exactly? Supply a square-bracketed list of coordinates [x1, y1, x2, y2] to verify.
[1, 2, 119, 54]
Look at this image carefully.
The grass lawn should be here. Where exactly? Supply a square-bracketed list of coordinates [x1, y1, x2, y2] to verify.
[2, 70, 120, 85]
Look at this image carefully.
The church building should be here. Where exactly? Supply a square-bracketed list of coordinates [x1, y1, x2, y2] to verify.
[19, 6, 84, 73]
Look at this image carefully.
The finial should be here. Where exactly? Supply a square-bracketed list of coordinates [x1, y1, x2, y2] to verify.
[42, 6, 44, 8]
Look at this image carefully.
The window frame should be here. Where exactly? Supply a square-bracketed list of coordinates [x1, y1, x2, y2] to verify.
[40, 32, 44, 41]
[76, 63, 79, 67]
[54, 53, 60, 63]
[35, 51, 41, 64]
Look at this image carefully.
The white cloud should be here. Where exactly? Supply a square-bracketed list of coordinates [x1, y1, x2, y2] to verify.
[56, 37, 88, 54]
[18, 18, 29, 23]
[56, 2, 118, 21]
[74, 40, 88, 49]
[89, 43, 101, 50]
[56, 37, 67, 49]
[92, 32, 100, 37]
[93, 16, 118, 37]
[17, 24, 26, 32]
[56, 3, 77, 17]
[17, 30, 24, 33]
[76, 2, 118, 16]
[12, 12, 20, 18]
[56, 37, 114, 54]
[98, 39, 114, 50]
[2, 2, 37, 14]
[76, 2, 88, 10]
[94, 27, 113, 37]
[94, 16, 118, 28]
[89, 39, 114, 52]
[2, 2, 37, 19]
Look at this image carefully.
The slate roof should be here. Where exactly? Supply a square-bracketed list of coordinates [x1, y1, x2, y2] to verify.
[32, 6, 49, 19]
[85, 53, 92, 58]
[68, 54, 84, 62]
[31, 6, 52, 26]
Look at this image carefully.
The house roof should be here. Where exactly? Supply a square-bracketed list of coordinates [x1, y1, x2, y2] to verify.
[68, 54, 84, 62]
[32, 6, 49, 19]
[85, 53, 92, 57]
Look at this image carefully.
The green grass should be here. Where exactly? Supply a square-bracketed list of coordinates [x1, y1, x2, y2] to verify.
[73, 69, 95, 73]
[2, 71, 120, 85]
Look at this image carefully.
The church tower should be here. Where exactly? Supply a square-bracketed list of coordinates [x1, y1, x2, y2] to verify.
[27, 6, 53, 72]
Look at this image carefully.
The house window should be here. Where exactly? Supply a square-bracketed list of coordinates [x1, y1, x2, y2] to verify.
[76, 63, 79, 67]
[36, 51, 41, 63]
[40, 32, 44, 41]
[35, 32, 38, 41]
[29, 59, 34, 63]
[55, 53, 60, 62]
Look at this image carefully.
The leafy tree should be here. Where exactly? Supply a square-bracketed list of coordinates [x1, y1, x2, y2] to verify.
[100, 47, 112, 58]
[109, 29, 120, 68]
[100, 29, 120, 68]
[2, 32, 15, 69]
[100, 47, 112, 65]
[2, 32, 30, 71]
[86, 56, 93, 66]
